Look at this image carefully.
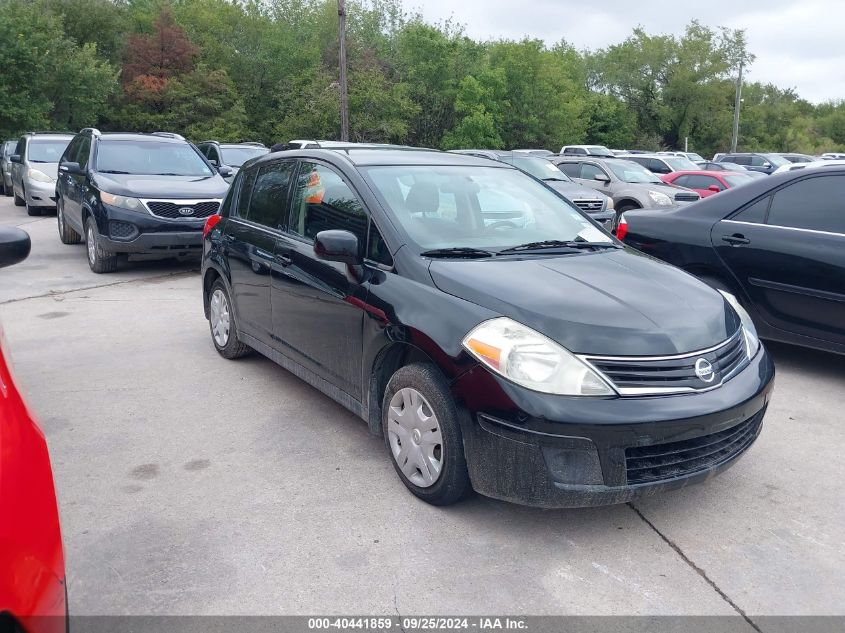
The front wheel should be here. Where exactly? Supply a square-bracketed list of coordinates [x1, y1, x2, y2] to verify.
[383, 363, 471, 506]
[85, 217, 118, 273]
[13, 188, 24, 206]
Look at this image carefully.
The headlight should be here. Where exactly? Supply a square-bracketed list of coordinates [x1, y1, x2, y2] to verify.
[605, 196, 614, 210]
[648, 190, 673, 206]
[462, 317, 616, 396]
[27, 168, 53, 183]
[100, 191, 144, 212]
[718, 290, 760, 359]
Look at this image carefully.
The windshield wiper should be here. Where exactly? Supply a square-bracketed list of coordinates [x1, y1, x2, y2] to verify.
[542, 177, 567, 182]
[98, 169, 131, 174]
[151, 172, 183, 176]
[498, 240, 620, 254]
[420, 247, 494, 259]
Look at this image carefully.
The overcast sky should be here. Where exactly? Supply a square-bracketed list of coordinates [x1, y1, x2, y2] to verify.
[407, 0, 844, 104]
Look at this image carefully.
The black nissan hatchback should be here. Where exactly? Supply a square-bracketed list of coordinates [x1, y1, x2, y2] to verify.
[201, 148, 775, 508]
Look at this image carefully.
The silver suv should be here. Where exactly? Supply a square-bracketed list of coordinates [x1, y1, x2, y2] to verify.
[9, 132, 74, 216]
[551, 157, 700, 214]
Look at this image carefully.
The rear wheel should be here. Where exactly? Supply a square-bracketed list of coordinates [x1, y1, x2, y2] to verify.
[85, 217, 118, 273]
[382, 363, 471, 506]
[57, 200, 81, 244]
[208, 280, 251, 359]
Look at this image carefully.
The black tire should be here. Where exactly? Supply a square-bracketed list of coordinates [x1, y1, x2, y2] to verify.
[26, 202, 40, 216]
[85, 216, 118, 273]
[382, 363, 471, 506]
[13, 189, 24, 206]
[616, 202, 640, 215]
[207, 279, 251, 359]
[57, 200, 81, 244]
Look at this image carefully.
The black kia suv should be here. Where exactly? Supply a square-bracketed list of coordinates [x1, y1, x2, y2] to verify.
[55, 129, 231, 273]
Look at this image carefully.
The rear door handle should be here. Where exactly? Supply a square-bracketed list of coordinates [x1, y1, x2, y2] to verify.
[276, 254, 292, 267]
[722, 234, 750, 246]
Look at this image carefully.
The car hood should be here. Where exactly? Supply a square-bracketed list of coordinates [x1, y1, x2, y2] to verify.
[428, 249, 739, 356]
[31, 162, 59, 180]
[546, 180, 605, 200]
[92, 173, 229, 199]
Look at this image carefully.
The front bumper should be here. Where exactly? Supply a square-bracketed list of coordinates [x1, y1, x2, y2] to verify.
[97, 205, 204, 256]
[453, 346, 775, 508]
[24, 179, 57, 208]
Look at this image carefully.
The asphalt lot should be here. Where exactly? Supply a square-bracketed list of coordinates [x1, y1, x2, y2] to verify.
[1, 196, 843, 621]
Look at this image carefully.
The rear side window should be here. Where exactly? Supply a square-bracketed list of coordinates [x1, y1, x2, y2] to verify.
[684, 175, 722, 190]
[767, 176, 845, 234]
[287, 162, 368, 248]
[246, 161, 294, 228]
[732, 196, 769, 224]
[556, 162, 580, 178]
[235, 167, 258, 219]
[729, 156, 750, 166]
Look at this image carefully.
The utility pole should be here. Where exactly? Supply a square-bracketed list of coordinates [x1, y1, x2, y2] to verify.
[338, 0, 349, 142]
[731, 59, 744, 153]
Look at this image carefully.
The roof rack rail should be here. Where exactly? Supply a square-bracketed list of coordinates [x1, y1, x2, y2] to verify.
[79, 127, 101, 136]
[26, 130, 75, 136]
[236, 141, 267, 147]
[150, 132, 185, 141]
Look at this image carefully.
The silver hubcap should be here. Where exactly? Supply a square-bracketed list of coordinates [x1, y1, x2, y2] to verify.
[209, 289, 231, 347]
[387, 388, 443, 488]
[87, 225, 96, 263]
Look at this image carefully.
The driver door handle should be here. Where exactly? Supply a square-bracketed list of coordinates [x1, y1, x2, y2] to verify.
[722, 234, 750, 246]
[276, 254, 292, 267]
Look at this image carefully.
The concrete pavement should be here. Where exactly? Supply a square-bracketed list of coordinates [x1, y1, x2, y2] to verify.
[0, 196, 842, 621]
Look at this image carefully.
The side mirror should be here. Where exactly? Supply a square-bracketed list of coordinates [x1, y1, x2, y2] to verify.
[314, 230, 361, 265]
[217, 165, 233, 177]
[594, 173, 610, 183]
[9, 154, 21, 164]
[60, 162, 84, 176]
[708, 184, 721, 193]
[0, 227, 31, 269]
[762, 162, 771, 169]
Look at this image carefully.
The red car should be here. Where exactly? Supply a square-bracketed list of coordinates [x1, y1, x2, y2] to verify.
[660, 170, 754, 198]
[0, 228, 66, 633]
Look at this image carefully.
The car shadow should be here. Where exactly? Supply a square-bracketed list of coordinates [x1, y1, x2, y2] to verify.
[765, 339, 845, 380]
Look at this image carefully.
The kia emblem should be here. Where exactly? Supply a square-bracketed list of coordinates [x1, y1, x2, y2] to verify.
[178, 206, 194, 216]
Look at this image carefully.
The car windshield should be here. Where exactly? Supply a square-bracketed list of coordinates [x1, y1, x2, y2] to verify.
[363, 165, 611, 252]
[723, 174, 754, 187]
[28, 138, 72, 163]
[664, 156, 699, 170]
[220, 146, 269, 167]
[686, 153, 705, 162]
[606, 160, 662, 184]
[763, 153, 790, 167]
[3, 141, 16, 156]
[95, 140, 214, 176]
[505, 156, 571, 182]
[586, 146, 614, 157]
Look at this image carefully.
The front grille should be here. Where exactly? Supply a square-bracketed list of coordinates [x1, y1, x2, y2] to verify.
[146, 200, 220, 219]
[584, 329, 748, 396]
[109, 220, 138, 240]
[673, 192, 700, 202]
[572, 199, 605, 213]
[625, 410, 764, 484]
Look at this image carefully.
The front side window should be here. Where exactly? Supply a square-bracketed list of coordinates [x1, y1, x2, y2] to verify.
[206, 145, 220, 163]
[580, 163, 608, 180]
[77, 136, 92, 169]
[61, 136, 82, 164]
[288, 162, 368, 248]
[27, 138, 72, 163]
[767, 176, 845, 234]
[95, 140, 214, 176]
[246, 161, 294, 228]
[220, 146, 269, 168]
[364, 165, 610, 251]
[606, 160, 662, 184]
[2, 141, 16, 157]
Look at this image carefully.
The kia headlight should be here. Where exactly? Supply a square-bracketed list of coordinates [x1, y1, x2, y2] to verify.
[719, 290, 760, 359]
[462, 317, 616, 396]
[648, 190, 673, 206]
[27, 168, 53, 183]
[100, 191, 144, 212]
